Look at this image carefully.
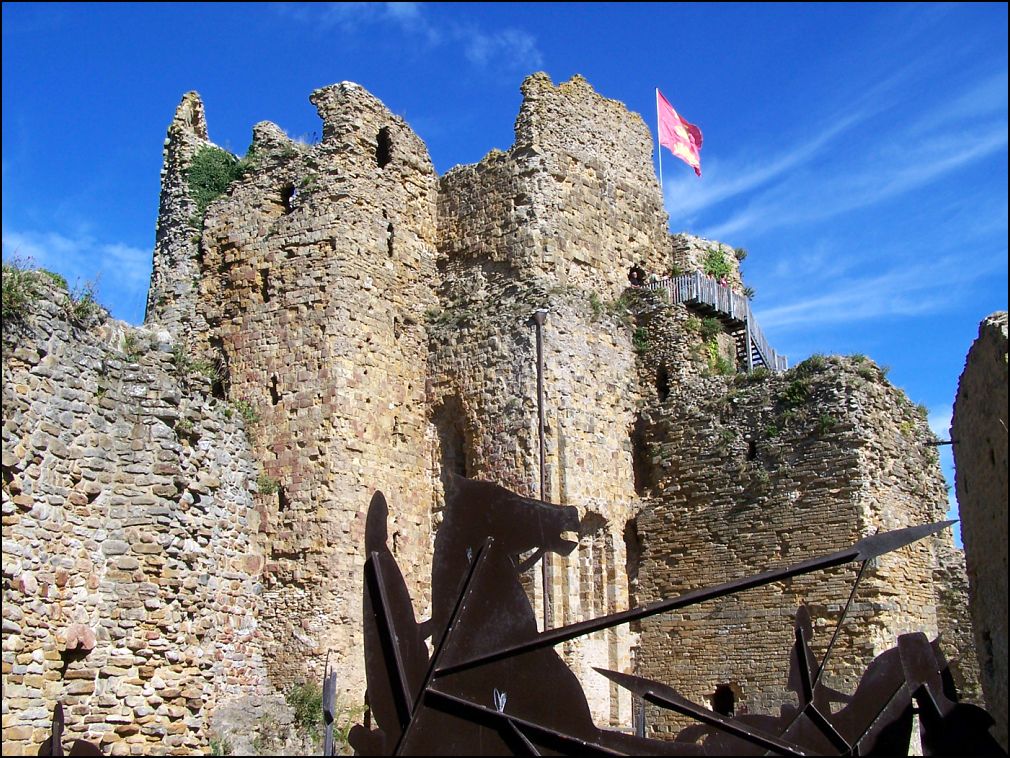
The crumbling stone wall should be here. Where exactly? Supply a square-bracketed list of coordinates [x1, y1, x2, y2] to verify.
[953, 311, 1008, 750]
[633, 353, 976, 736]
[2, 284, 267, 756]
[6, 72, 980, 751]
[145, 92, 213, 344]
[167, 83, 441, 696]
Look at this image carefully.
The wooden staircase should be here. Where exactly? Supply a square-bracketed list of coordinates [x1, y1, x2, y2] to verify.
[644, 272, 787, 372]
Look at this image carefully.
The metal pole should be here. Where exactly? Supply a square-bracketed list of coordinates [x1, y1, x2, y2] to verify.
[532, 308, 551, 629]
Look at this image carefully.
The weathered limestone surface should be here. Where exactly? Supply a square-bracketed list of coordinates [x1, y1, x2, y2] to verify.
[953, 311, 1008, 749]
[179, 83, 440, 695]
[633, 354, 977, 736]
[2, 284, 267, 756]
[2, 72, 982, 752]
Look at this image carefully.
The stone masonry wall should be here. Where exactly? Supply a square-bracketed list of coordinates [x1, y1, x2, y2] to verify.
[2, 283, 267, 756]
[953, 311, 1008, 750]
[428, 74, 689, 726]
[189, 83, 440, 696]
[633, 352, 976, 737]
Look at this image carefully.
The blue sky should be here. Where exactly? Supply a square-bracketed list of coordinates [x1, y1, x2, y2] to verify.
[3, 3, 1007, 536]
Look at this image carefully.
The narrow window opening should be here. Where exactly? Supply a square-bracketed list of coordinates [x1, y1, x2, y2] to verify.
[712, 684, 736, 717]
[392, 531, 401, 556]
[260, 269, 270, 303]
[209, 336, 230, 400]
[630, 416, 652, 496]
[656, 365, 670, 401]
[281, 184, 296, 213]
[277, 487, 290, 512]
[270, 375, 280, 406]
[387, 222, 395, 258]
[376, 127, 392, 168]
[624, 519, 641, 630]
[393, 317, 401, 340]
[747, 438, 757, 461]
[432, 396, 469, 501]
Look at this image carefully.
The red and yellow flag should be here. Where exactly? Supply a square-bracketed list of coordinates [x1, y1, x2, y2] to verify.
[657, 90, 703, 177]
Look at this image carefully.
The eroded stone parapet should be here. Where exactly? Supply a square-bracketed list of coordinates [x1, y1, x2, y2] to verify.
[953, 311, 1008, 749]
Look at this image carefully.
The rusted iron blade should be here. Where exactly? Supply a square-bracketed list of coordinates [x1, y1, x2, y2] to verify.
[394, 539, 493, 755]
[368, 551, 416, 729]
[851, 521, 954, 561]
[801, 703, 850, 754]
[424, 686, 630, 757]
[794, 620, 815, 709]
[593, 668, 810, 757]
[435, 522, 953, 678]
[813, 560, 869, 691]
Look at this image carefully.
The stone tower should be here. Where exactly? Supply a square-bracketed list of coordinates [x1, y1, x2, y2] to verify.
[147, 83, 440, 692]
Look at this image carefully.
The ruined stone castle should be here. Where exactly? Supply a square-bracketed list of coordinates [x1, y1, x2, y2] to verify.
[2, 74, 990, 754]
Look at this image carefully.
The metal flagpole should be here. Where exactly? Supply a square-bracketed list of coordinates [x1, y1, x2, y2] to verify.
[656, 88, 664, 192]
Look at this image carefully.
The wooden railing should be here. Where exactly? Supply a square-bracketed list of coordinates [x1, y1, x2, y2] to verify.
[644, 272, 788, 372]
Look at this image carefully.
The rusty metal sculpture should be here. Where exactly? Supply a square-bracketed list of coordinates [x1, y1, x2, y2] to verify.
[37, 702, 102, 757]
[348, 475, 1004, 756]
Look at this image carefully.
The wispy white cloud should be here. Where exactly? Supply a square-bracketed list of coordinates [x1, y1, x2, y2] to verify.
[755, 249, 1004, 331]
[928, 405, 952, 440]
[2, 226, 150, 324]
[462, 27, 542, 71]
[703, 121, 1007, 240]
[274, 3, 541, 73]
[671, 60, 1008, 243]
[663, 109, 870, 222]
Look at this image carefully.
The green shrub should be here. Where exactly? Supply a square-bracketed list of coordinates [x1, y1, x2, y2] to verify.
[742, 286, 755, 300]
[188, 146, 256, 226]
[764, 424, 780, 438]
[632, 326, 651, 354]
[733, 247, 749, 261]
[2, 259, 41, 321]
[209, 736, 232, 756]
[123, 333, 144, 362]
[703, 247, 732, 279]
[699, 317, 722, 342]
[736, 366, 771, 385]
[588, 291, 604, 321]
[256, 472, 280, 495]
[39, 269, 68, 290]
[794, 353, 827, 375]
[172, 344, 221, 383]
[817, 413, 839, 434]
[232, 399, 259, 425]
[780, 379, 811, 408]
[286, 681, 323, 735]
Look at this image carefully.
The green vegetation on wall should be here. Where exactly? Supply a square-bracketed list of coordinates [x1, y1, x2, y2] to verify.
[703, 246, 732, 279]
[188, 146, 256, 227]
